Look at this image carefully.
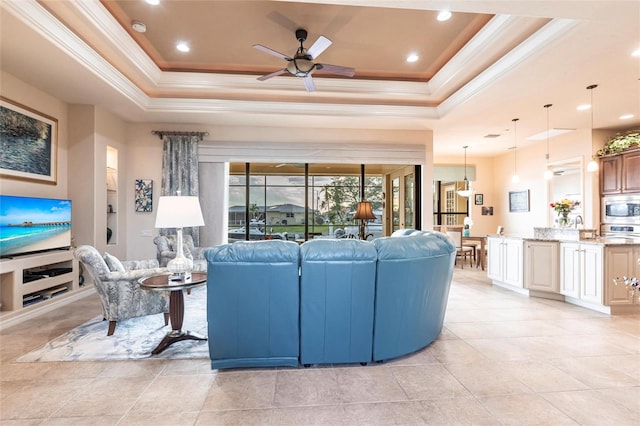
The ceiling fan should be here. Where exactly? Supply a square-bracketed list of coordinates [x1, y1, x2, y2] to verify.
[253, 28, 355, 92]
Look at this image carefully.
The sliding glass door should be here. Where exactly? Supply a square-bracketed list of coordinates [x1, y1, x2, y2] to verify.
[228, 163, 397, 241]
[388, 166, 416, 232]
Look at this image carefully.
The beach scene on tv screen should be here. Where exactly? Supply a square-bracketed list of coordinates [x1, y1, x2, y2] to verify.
[0, 196, 71, 257]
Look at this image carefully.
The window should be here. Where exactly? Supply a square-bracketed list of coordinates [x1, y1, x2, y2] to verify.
[433, 180, 469, 226]
[228, 163, 384, 241]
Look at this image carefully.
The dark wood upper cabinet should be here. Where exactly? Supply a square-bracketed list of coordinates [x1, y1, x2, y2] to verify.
[622, 150, 640, 193]
[600, 156, 622, 194]
[600, 149, 640, 194]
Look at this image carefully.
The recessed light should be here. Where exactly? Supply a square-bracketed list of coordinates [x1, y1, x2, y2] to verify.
[176, 42, 190, 52]
[406, 53, 419, 63]
[632, 48, 640, 57]
[576, 104, 591, 111]
[620, 114, 634, 120]
[437, 11, 452, 21]
[145, 0, 160, 5]
[132, 20, 146, 33]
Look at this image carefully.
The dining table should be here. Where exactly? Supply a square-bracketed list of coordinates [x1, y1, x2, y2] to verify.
[462, 235, 487, 271]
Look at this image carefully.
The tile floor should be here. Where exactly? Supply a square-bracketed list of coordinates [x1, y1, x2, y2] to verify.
[0, 267, 638, 425]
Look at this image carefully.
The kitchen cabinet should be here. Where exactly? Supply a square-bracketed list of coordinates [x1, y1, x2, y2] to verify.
[525, 240, 559, 293]
[622, 150, 640, 193]
[560, 242, 603, 305]
[487, 236, 523, 289]
[600, 149, 640, 194]
[604, 245, 640, 307]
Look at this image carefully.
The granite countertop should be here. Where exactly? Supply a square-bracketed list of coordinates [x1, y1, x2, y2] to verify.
[489, 234, 640, 246]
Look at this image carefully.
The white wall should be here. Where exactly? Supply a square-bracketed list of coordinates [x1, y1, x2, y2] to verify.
[483, 129, 601, 236]
[432, 154, 499, 237]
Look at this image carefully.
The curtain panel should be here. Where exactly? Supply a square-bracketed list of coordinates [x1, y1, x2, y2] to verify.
[160, 133, 203, 246]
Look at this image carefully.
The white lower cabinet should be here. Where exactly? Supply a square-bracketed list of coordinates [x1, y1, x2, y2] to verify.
[560, 242, 603, 306]
[604, 245, 640, 307]
[525, 240, 559, 293]
[487, 237, 523, 289]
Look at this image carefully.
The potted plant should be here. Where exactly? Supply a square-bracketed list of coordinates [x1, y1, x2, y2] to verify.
[596, 130, 640, 156]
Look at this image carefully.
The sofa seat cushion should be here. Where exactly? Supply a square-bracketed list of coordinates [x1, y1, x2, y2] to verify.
[372, 234, 456, 361]
[299, 239, 377, 365]
[205, 240, 301, 369]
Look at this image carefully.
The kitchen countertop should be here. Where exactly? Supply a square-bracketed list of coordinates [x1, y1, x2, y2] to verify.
[488, 234, 640, 246]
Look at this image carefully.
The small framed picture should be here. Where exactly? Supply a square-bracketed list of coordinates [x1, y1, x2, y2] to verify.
[481, 206, 494, 216]
[474, 193, 484, 205]
[509, 190, 530, 212]
[135, 179, 153, 212]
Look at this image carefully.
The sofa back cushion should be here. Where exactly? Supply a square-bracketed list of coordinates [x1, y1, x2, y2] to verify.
[299, 239, 377, 364]
[204, 240, 301, 369]
[372, 233, 456, 361]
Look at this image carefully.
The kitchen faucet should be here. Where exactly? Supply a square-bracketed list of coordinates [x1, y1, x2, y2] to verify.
[574, 215, 583, 229]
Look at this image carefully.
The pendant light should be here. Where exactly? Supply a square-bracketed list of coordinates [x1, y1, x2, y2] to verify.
[543, 104, 554, 180]
[511, 118, 520, 183]
[586, 84, 600, 172]
[457, 145, 474, 197]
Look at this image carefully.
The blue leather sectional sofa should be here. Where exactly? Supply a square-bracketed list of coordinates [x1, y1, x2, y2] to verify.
[205, 231, 456, 370]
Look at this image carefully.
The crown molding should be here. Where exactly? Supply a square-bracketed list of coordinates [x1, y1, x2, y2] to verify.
[2, 0, 149, 110]
[438, 17, 579, 117]
[72, 0, 162, 86]
[146, 97, 439, 119]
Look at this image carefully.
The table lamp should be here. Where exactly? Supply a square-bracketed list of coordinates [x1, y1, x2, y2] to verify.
[155, 195, 205, 280]
[353, 201, 376, 240]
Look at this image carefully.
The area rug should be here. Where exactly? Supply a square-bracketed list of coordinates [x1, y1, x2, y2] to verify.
[17, 286, 209, 362]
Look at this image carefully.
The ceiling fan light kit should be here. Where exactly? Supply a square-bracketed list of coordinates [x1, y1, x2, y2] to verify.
[254, 28, 355, 92]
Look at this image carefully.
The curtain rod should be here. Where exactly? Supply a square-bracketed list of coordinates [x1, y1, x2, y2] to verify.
[151, 130, 209, 139]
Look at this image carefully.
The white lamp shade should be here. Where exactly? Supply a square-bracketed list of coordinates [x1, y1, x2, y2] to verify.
[155, 196, 205, 228]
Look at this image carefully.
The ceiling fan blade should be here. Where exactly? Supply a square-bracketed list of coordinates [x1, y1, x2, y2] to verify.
[257, 69, 287, 81]
[253, 44, 291, 61]
[303, 75, 316, 92]
[316, 63, 355, 77]
[306, 36, 332, 59]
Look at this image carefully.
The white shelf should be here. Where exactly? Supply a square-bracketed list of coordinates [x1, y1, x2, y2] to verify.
[0, 250, 79, 313]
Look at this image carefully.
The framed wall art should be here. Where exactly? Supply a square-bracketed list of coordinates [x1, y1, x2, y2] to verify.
[474, 193, 484, 205]
[0, 97, 58, 184]
[509, 190, 530, 212]
[135, 179, 153, 212]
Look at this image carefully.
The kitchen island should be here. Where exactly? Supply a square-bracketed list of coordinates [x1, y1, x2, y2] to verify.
[487, 230, 640, 315]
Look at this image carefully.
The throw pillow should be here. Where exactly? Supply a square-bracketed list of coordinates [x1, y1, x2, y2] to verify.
[104, 252, 125, 273]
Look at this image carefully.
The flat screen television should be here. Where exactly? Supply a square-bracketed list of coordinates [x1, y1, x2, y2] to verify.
[0, 195, 72, 258]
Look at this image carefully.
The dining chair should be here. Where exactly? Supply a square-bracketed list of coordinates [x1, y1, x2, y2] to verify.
[445, 229, 474, 268]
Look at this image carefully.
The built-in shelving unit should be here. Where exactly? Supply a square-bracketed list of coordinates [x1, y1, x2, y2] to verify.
[0, 250, 88, 326]
[106, 146, 118, 245]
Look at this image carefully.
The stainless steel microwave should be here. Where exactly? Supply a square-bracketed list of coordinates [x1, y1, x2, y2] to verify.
[602, 195, 640, 224]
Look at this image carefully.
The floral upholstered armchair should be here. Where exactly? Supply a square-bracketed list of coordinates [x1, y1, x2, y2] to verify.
[153, 234, 207, 271]
[74, 245, 170, 336]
